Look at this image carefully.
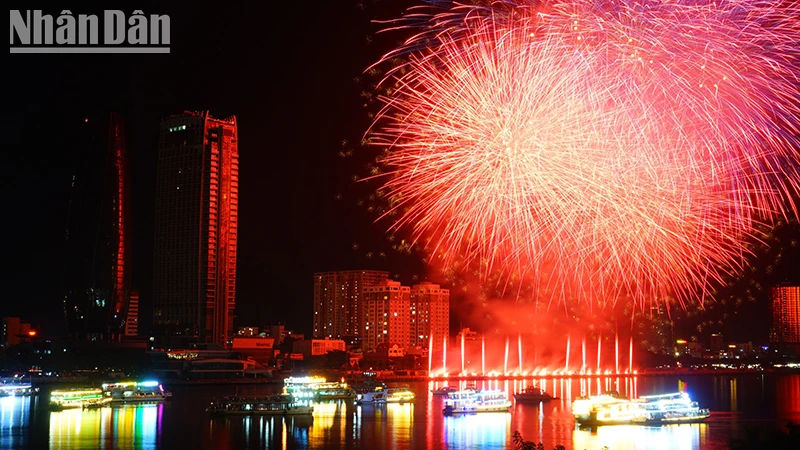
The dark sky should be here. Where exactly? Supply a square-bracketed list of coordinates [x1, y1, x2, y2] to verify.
[2, 1, 798, 343]
[1, 1, 425, 337]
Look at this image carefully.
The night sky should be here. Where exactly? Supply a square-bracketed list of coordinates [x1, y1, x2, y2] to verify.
[2, 1, 798, 343]
[1, 1, 425, 337]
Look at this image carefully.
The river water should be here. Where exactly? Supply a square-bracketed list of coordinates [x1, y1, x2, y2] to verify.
[1, 374, 798, 449]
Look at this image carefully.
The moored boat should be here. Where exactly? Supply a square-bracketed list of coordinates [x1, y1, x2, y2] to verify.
[572, 391, 710, 426]
[50, 388, 112, 410]
[431, 386, 458, 396]
[0, 384, 37, 397]
[513, 386, 556, 403]
[102, 380, 172, 404]
[443, 389, 511, 415]
[356, 385, 415, 404]
[206, 394, 313, 416]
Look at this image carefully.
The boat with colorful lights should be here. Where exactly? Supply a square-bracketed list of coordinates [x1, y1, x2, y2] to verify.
[356, 385, 415, 404]
[443, 389, 512, 415]
[102, 380, 172, 404]
[572, 391, 709, 426]
[283, 376, 355, 401]
[49, 388, 112, 410]
[206, 394, 314, 416]
[513, 386, 557, 403]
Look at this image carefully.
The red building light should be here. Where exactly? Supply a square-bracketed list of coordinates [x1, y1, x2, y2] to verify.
[28, 330, 37, 337]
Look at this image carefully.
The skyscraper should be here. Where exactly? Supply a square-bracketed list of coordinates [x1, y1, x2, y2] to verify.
[770, 284, 800, 345]
[63, 113, 131, 340]
[313, 270, 389, 340]
[362, 279, 411, 352]
[153, 111, 239, 345]
[410, 281, 450, 351]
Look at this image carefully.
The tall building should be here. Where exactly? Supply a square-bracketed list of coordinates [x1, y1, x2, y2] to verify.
[770, 285, 800, 344]
[313, 270, 389, 340]
[2, 317, 30, 348]
[153, 111, 239, 345]
[362, 279, 411, 352]
[410, 282, 450, 351]
[63, 113, 132, 340]
[124, 290, 139, 337]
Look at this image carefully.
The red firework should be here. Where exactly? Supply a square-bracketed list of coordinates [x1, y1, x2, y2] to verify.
[368, 0, 800, 309]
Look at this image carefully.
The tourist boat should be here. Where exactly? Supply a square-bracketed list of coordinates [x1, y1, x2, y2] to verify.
[283, 376, 354, 400]
[443, 389, 512, 415]
[355, 385, 415, 404]
[0, 384, 37, 397]
[313, 381, 355, 401]
[431, 386, 458, 396]
[513, 386, 556, 403]
[50, 388, 112, 410]
[635, 392, 711, 425]
[206, 394, 314, 416]
[572, 391, 709, 426]
[102, 380, 172, 404]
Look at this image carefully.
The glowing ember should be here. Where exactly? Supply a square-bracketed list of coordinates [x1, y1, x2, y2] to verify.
[370, 0, 800, 308]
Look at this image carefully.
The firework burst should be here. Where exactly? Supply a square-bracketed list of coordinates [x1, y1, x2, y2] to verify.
[368, 0, 800, 309]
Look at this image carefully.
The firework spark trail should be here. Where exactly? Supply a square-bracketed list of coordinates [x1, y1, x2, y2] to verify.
[368, 0, 800, 308]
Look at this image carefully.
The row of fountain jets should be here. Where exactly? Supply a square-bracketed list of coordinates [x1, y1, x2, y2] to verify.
[426, 333, 637, 377]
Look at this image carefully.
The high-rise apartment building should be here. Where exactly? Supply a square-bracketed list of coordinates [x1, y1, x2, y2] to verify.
[153, 111, 239, 345]
[410, 281, 450, 351]
[362, 279, 411, 352]
[63, 113, 131, 340]
[770, 284, 800, 344]
[313, 270, 389, 340]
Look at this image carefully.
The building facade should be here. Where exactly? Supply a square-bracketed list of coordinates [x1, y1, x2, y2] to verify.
[410, 282, 450, 352]
[313, 270, 389, 340]
[770, 285, 800, 344]
[1, 317, 30, 348]
[153, 111, 239, 345]
[63, 113, 132, 340]
[362, 279, 411, 352]
[124, 290, 139, 337]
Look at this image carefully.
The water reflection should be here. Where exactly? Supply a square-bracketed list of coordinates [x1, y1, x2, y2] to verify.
[443, 413, 509, 449]
[573, 424, 704, 450]
[0, 396, 32, 449]
[0, 375, 798, 449]
[49, 404, 162, 450]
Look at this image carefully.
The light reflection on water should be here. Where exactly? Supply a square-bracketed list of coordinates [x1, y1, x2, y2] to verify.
[0, 374, 797, 449]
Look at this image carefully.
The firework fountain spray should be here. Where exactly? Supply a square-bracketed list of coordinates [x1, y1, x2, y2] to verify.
[597, 334, 602, 373]
[428, 334, 433, 375]
[370, 0, 800, 310]
[582, 336, 586, 373]
[565, 335, 571, 372]
[504, 336, 509, 375]
[461, 332, 465, 375]
[629, 336, 634, 373]
[442, 336, 447, 373]
[615, 332, 620, 374]
[518, 334, 523, 373]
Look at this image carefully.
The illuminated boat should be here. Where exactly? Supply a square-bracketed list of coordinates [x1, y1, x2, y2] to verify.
[356, 385, 415, 404]
[206, 394, 313, 416]
[102, 380, 172, 403]
[0, 384, 37, 396]
[50, 388, 112, 410]
[571, 391, 630, 423]
[431, 386, 458, 396]
[443, 389, 512, 415]
[513, 386, 557, 403]
[572, 391, 710, 426]
[635, 392, 710, 425]
[283, 376, 354, 400]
